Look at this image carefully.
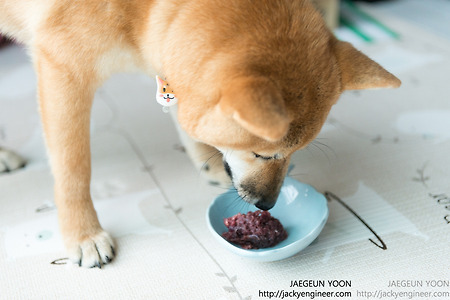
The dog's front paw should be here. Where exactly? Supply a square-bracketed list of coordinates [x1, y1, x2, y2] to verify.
[0, 148, 26, 173]
[67, 231, 115, 268]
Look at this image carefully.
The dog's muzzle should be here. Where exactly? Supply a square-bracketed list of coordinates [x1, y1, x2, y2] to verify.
[223, 160, 278, 211]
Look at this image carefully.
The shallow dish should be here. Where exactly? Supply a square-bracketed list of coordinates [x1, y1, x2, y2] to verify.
[206, 177, 328, 262]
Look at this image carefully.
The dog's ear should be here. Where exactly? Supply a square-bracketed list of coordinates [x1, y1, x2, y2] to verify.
[219, 77, 290, 142]
[335, 41, 401, 90]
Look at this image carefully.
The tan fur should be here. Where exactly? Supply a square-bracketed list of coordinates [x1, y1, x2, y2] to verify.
[0, 0, 400, 267]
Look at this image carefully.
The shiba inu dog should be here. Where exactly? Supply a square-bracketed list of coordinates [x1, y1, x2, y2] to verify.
[0, 0, 400, 268]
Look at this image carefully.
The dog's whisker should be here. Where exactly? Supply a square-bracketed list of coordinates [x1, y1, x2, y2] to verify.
[309, 141, 332, 165]
[224, 194, 243, 212]
[244, 199, 253, 213]
[209, 151, 225, 174]
[313, 140, 337, 159]
[288, 172, 307, 177]
[304, 145, 315, 158]
[201, 151, 222, 169]
[197, 150, 223, 182]
[214, 186, 234, 191]
[194, 148, 222, 160]
[239, 195, 251, 212]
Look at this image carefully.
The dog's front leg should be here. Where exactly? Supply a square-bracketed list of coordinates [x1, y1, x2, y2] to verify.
[37, 53, 114, 268]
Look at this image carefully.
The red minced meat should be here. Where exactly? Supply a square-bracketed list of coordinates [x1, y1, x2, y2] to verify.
[222, 210, 288, 249]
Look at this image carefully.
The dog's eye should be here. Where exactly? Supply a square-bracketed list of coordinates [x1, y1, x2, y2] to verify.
[163, 87, 166, 92]
[253, 152, 273, 160]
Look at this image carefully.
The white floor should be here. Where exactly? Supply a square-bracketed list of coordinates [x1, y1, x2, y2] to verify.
[1, 2, 450, 299]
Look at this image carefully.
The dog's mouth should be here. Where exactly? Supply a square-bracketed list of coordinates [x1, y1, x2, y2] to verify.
[223, 160, 248, 202]
[223, 160, 276, 210]
[236, 185, 276, 210]
[223, 160, 232, 180]
[163, 94, 175, 100]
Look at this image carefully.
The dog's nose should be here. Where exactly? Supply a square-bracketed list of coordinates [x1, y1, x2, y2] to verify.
[255, 200, 275, 211]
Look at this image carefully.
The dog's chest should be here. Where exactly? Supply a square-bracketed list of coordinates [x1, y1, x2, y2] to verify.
[95, 46, 144, 79]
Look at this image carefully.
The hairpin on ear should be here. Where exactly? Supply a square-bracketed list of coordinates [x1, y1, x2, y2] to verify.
[155, 75, 178, 113]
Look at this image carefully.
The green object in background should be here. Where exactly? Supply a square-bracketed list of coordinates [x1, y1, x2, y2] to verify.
[340, 0, 400, 43]
[339, 16, 373, 42]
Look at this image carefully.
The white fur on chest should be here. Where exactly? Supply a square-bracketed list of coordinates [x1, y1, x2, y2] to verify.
[95, 46, 143, 80]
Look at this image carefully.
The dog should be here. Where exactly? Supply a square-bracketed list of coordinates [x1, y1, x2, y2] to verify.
[0, 0, 400, 268]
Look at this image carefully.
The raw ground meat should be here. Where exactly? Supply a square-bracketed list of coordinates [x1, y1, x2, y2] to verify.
[222, 210, 288, 249]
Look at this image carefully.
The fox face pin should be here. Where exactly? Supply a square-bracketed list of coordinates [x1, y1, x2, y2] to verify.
[156, 75, 178, 112]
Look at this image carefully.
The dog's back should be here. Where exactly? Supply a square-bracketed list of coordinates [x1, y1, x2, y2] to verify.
[0, 0, 151, 80]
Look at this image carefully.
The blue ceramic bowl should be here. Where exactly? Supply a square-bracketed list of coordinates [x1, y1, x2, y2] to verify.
[206, 177, 328, 262]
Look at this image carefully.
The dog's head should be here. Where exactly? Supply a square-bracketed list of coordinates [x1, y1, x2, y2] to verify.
[156, 0, 400, 210]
